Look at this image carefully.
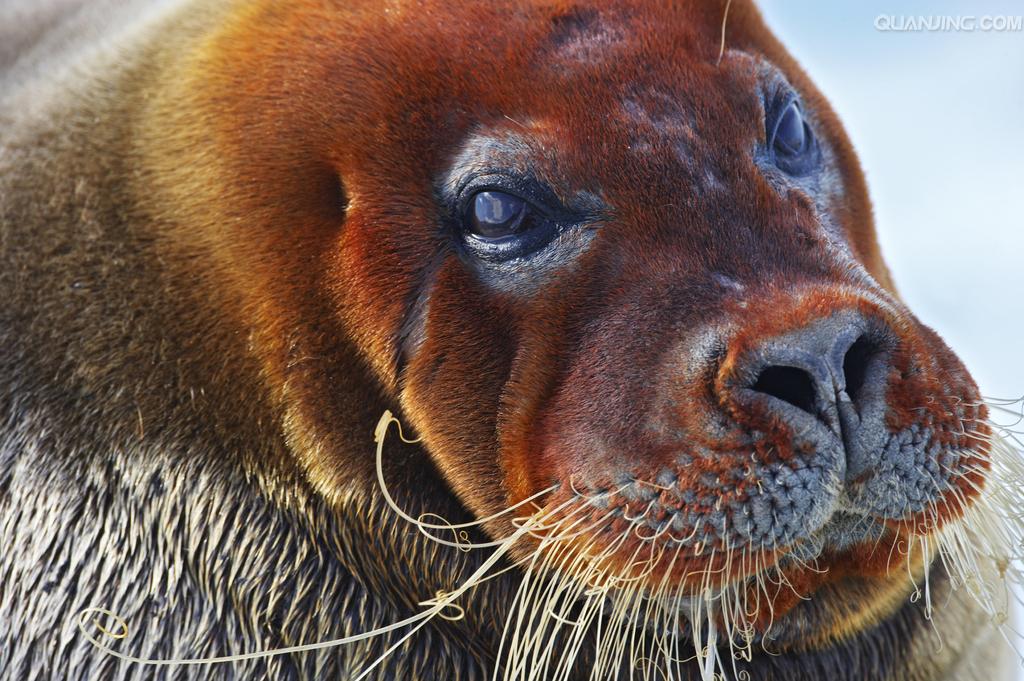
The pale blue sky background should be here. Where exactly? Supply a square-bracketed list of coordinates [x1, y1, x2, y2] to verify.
[758, 0, 1024, 401]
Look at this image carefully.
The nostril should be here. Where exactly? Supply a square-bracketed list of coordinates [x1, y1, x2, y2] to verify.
[842, 335, 877, 402]
[752, 366, 817, 414]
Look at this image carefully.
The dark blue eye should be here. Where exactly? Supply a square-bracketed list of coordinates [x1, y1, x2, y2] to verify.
[468, 191, 527, 239]
[773, 102, 806, 156]
[769, 99, 818, 175]
[460, 188, 561, 261]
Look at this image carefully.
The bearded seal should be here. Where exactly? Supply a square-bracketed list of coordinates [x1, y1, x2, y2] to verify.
[0, 1, 1018, 679]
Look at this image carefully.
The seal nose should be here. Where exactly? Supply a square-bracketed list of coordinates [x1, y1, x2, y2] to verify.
[739, 312, 889, 438]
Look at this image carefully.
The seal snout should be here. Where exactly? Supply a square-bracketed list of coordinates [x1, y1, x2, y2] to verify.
[710, 300, 987, 540]
[728, 310, 892, 486]
[529, 287, 990, 597]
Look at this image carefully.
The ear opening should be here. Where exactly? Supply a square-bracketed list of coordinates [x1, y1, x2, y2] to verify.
[308, 163, 349, 225]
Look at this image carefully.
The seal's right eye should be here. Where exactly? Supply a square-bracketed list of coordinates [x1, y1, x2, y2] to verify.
[458, 188, 560, 261]
[468, 191, 527, 239]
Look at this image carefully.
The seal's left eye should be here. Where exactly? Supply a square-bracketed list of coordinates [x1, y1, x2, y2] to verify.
[468, 191, 527, 239]
[773, 102, 807, 156]
[768, 98, 818, 176]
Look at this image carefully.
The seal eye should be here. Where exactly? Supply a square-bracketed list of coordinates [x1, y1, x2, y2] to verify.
[458, 187, 562, 262]
[468, 191, 527, 239]
[768, 98, 818, 176]
[773, 102, 806, 156]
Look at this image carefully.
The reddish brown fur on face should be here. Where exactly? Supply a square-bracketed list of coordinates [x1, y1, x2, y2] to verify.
[170, 0, 989, 644]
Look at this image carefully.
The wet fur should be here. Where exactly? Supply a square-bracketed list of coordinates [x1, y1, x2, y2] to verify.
[0, 1, 1013, 679]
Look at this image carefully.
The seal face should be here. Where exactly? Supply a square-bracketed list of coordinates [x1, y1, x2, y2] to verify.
[1, 1, 1016, 679]
[313, 0, 986, 595]
[189, 0, 1000, 669]
[160, 0, 1000, 670]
